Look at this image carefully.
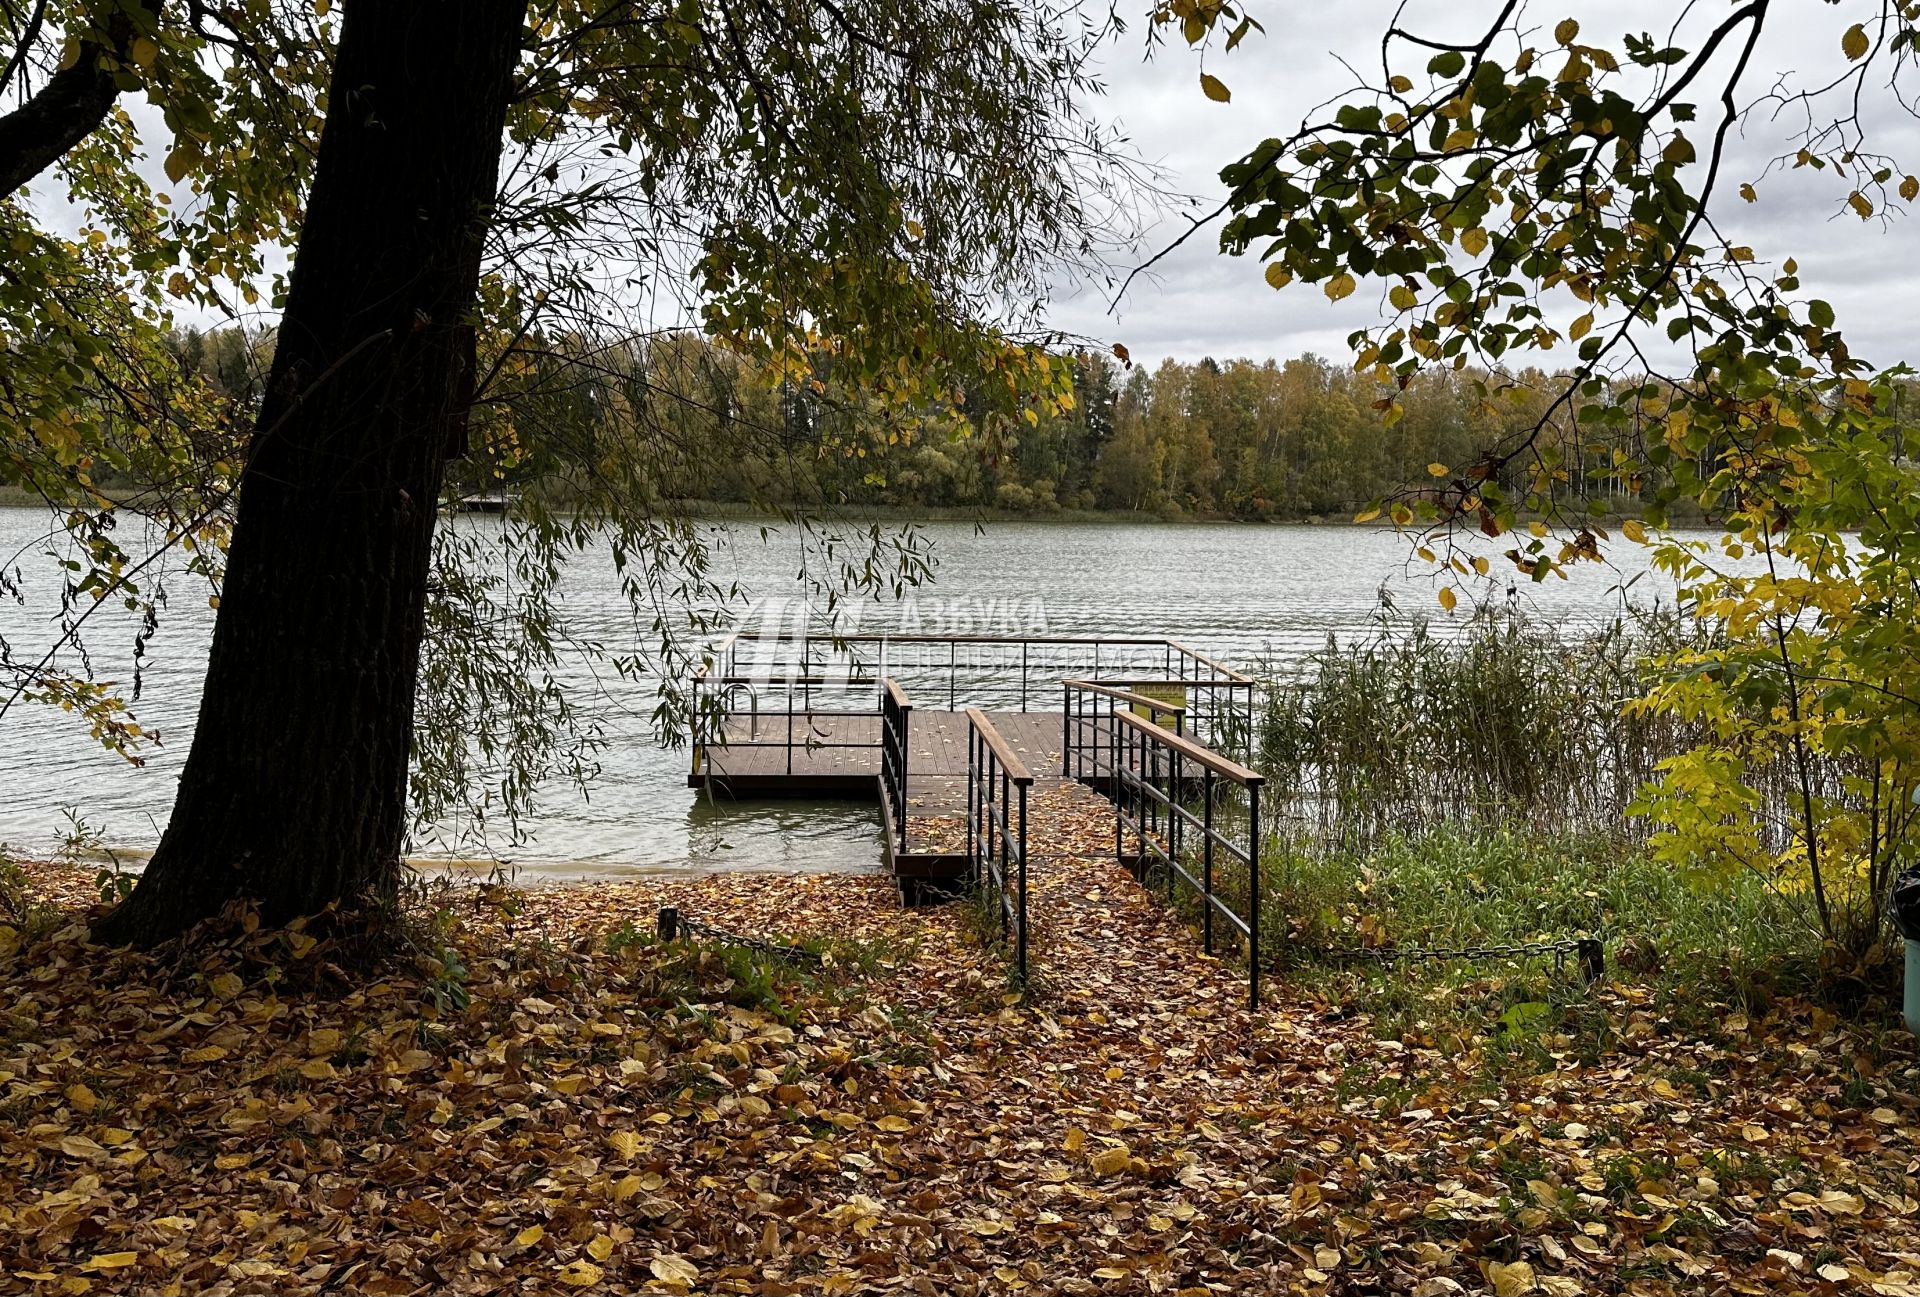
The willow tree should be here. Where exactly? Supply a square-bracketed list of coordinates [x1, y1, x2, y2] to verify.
[2, 1, 327, 758]
[1167, 0, 1920, 950]
[49, 0, 1123, 944]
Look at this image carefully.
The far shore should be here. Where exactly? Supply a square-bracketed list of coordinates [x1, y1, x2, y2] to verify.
[5, 486, 1701, 529]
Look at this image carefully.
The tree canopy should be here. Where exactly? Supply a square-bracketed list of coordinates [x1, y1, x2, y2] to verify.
[3, 0, 1140, 940]
[1168, 0, 1920, 949]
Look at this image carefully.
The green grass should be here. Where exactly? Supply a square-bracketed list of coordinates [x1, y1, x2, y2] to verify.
[1253, 825, 1823, 1055]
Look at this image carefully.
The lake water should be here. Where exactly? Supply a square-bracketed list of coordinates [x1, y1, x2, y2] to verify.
[0, 506, 1689, 877]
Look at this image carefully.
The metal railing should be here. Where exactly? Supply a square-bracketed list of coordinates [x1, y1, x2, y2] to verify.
[966, 707, 1032, 986]
[695, 631, 1250, 710]
[880, 679, 912, 852]
[1062, 678, 1184, 780]
[1107, 707, 1266, 1008]
[690, 673, 884, 778]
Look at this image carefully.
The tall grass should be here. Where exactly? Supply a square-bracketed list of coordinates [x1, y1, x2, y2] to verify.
[1256, 600, 1716, 848]
[1225, 600, 1878, 1016]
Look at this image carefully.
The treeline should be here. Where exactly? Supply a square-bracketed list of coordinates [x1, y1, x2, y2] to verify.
[164, 327, 1637, 519]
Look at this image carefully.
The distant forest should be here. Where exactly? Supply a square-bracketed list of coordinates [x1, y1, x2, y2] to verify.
[166, 327, 1658, 521]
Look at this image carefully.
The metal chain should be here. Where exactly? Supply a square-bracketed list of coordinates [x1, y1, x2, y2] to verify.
[1325, 935, 1606, 980]
[655, 907, 823, 967]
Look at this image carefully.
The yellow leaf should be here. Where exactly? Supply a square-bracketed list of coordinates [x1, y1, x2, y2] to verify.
[1568, 312, 1592, 341]
[1427, 462, 1448, 478]
[1437, 587, 1458, 612]
[209, 972, 242, 999]
[1490, 1259, 1538, 1295]
[1063, 1126, 1086, 1152]
[1263, 262, 1292, 290]
[1324, 272, 1357, 302]
[1389, 284, 1418, 311]
[1554, 18, 1579, 45]
[162, 142, 198, 185]
[515, 1225, 545, 1248]
[650, 1255, 699, 1284]
[1092, 1268, 1129, 1281]
[1848, 190, 1874, 218]
[608, 1130, 640, 1161]
[1353, 507, 1383, 524]
[1471, 555, 1489, 575]
[1442, 127, 1476, 152]
[1622, 518, 1648, 543]
[128, 38, 158, 69]
[182, 1045, 227, 1064]
[1090, 1145, 1132, 1176]
[1460, 227, 1488, 257]
[1739, 182, 1757, 203]
[298, 1058, 334, 1080]
[1842, 23, 1869, 61]
[83, 1254, 137, 1271]
[1902, 175, 1920, 202]
[586, 1236, 614, 1263]
[66, 1083, 99, 1114]
[874, 1115, 912, 1133]
[1200, 73, 1231, 103]
[556, 1260, 602, 1288]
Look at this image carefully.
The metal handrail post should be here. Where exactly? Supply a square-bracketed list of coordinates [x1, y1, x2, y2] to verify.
[1016, 779, 1029, 985]
[1249, 782, 1262, 1010]
[1168, 746, 1182, 902]
[1202, 767, 1215, 954]
[966, 725, 977, 887]
[1061, 682, 1071, 777]
[998, 764, 1010, 942]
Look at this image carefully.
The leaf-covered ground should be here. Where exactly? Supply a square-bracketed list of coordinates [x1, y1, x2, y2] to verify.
[5, 824, 1920, 1296]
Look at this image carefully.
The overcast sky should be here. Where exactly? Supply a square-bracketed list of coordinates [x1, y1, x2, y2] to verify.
[1055, 0, 1920, 370]
[26, 2, 1915, 375]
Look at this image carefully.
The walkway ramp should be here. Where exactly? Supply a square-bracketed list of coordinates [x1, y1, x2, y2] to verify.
[686, 632, 1269, 1002]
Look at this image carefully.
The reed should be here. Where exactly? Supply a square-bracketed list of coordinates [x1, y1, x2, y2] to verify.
[1253, 599, 1737, 849]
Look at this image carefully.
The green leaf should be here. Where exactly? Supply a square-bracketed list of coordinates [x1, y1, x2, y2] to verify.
[163, 141, 200, 185]
[1842, 23, 1869, 61]
[1809, 299, 1835, 328]
[1426, 50, 1465, 78]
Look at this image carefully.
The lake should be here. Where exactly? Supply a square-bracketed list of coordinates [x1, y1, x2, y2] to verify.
[0, 507, 1690, 877]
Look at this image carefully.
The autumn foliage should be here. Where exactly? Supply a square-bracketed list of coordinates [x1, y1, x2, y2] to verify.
[6, 844, 1920, 1296]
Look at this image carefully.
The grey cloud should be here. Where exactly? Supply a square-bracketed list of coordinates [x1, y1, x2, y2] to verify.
[1064, 0, 1920, 371]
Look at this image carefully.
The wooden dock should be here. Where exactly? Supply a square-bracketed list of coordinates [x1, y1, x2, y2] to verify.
[692, 710, 1073, 876]
[686, 633, 1263, 894]
[684, 632, 1271, 1001]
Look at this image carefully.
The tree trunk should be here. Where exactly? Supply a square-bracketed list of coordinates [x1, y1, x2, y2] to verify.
[94, 0, 526, 946]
